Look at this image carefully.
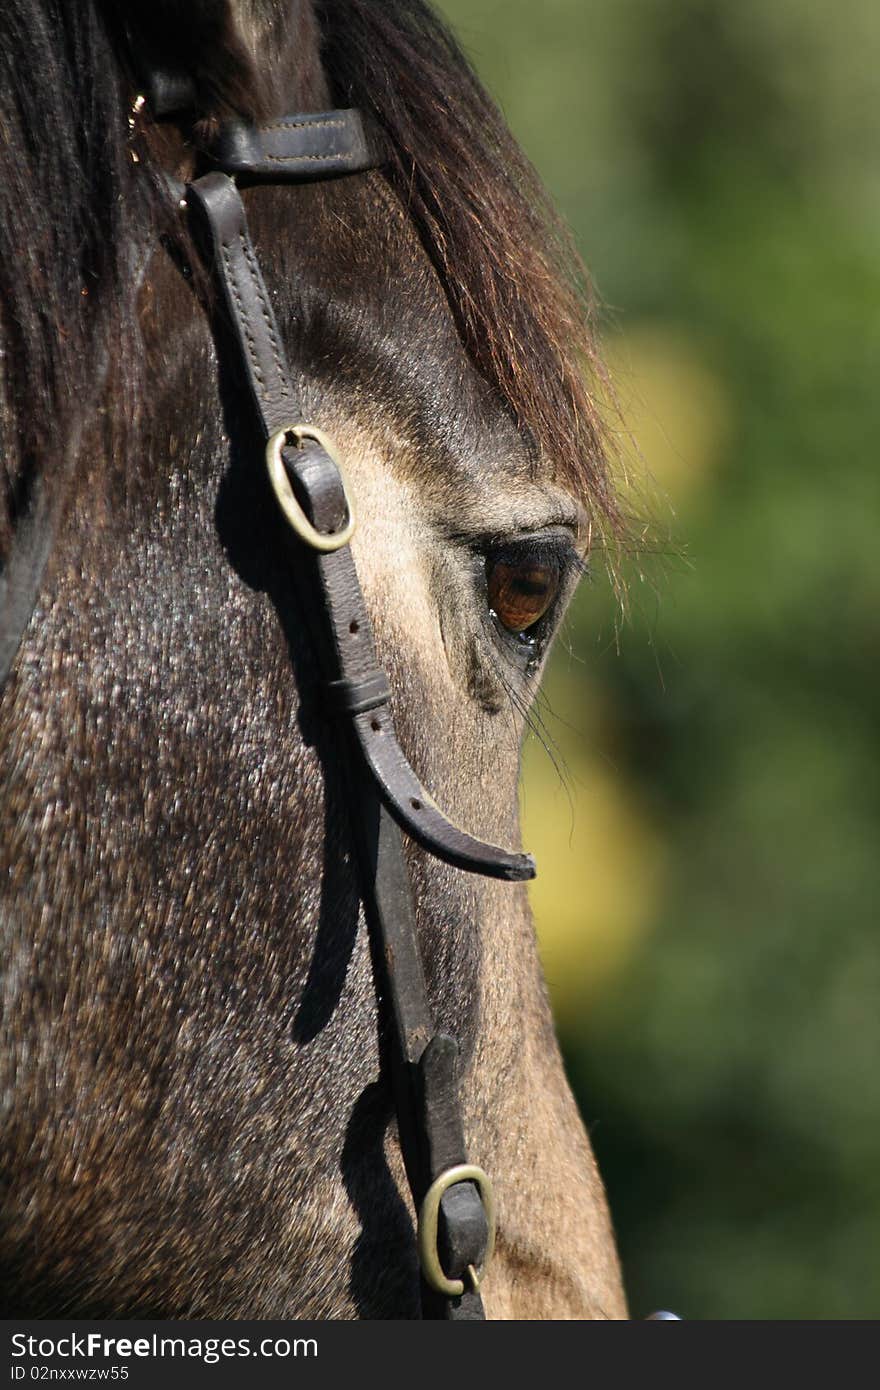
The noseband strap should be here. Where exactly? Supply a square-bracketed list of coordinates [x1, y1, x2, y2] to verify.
[182, 109, 534, 1319]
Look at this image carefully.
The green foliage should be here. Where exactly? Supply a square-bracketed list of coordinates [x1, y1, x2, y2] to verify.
[439, 0, 880, 1318]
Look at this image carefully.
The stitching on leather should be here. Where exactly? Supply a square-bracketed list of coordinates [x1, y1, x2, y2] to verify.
[265, 151, 354, 164]
[236, 233, 290, 397]
[219, 241, 266, 390]
[261, 118, 345, 133]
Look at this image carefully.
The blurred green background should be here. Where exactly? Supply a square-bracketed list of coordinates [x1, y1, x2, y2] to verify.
[438, 0, 880, 1319]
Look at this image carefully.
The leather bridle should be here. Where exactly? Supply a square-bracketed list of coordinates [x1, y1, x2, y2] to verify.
[0, 50, 688, 1322]
[0, 78, 532, 1321]
[154, 89, 533, 1320]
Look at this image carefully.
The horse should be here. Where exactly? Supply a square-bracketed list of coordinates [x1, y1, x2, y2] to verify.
[0, 0, 628, 1318]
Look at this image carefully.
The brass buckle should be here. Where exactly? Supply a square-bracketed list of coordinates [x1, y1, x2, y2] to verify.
[417, 1164, 496, 1298]
[265, 423, 356, 552]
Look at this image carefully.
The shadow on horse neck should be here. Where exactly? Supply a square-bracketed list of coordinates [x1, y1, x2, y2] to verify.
[0, 0, 627, 1318]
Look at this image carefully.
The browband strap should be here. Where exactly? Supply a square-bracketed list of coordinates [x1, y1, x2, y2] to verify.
[209, 111, 377, 182]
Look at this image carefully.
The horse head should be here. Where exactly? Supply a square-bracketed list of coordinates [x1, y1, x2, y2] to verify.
[0, 0, 627, 1318]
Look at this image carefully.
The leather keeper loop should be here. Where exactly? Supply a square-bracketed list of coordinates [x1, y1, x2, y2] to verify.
[326, 673, 392, 717]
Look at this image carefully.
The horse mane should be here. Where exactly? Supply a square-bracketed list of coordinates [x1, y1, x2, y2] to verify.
[317, 0, 622, 538]
[0, 2, 154, 561]
[0, 0, 623, 565]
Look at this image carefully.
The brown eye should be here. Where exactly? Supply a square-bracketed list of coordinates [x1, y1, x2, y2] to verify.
[486, 555, 562, 634]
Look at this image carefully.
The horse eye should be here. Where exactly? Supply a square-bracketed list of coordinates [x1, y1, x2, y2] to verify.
[486, 554, 562, 635]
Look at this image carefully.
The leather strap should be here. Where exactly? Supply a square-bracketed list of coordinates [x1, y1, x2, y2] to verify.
[137, 56, 377, 179]
[186, 172, 535, 884]
[209, 111, 378, 182]
[186, 165, 504, 1318]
